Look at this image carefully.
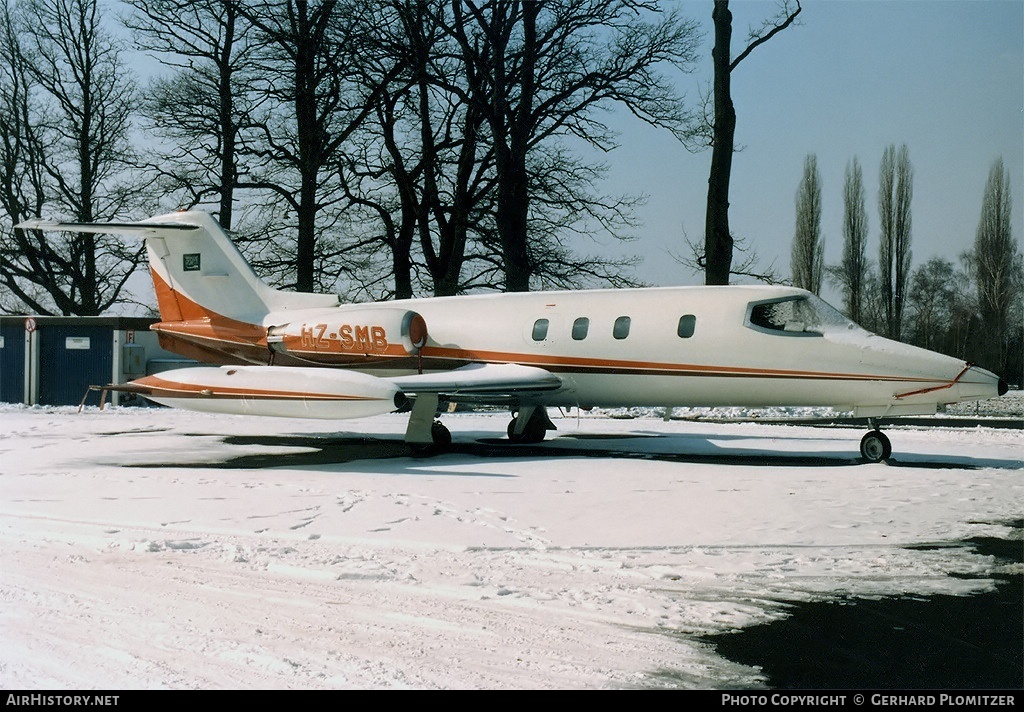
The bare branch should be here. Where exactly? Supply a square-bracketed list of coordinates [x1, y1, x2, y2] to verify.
[729, 0, 801, 71]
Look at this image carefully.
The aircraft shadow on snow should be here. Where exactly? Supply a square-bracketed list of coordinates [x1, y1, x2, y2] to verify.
[117, 430, 1022, 473]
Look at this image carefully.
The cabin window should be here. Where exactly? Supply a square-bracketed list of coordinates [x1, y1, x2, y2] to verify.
[613, 316, 631, 340]
[532, 318, 549, 341]
[572, 317, 590, 340]
[677, 314, 696, 338]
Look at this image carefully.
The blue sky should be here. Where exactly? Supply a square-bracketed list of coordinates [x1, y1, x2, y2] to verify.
[599, 0, 1024, 288]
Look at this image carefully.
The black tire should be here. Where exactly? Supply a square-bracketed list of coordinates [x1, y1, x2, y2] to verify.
[859, 431, 891, 463]
[431, 421, 452, 448]
[507, 415, 546, 444]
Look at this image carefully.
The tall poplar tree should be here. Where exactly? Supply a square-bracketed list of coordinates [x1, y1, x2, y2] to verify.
[790, 153, 823, 294]
[878, 143, 913, 340]
[839, 157, 868, 322]
[966, 158, 1021, 375]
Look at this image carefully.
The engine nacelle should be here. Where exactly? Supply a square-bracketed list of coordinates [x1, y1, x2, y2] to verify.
[128, 365, 406, 419]
[267, 307, 428, 361]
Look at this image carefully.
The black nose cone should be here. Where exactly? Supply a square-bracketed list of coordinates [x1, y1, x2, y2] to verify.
[998, 378, 1009, 396]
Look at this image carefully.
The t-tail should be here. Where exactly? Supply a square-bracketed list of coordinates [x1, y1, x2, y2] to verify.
[17, 211, 339, 364]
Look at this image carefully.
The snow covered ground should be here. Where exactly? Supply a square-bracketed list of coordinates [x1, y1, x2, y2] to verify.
[1, 398, 1021, 689]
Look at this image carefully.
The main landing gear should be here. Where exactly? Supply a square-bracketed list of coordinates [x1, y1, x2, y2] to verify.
[404, 399, 556, 455]
[404, 394, 451, 456]
[859, 421, 892, 463]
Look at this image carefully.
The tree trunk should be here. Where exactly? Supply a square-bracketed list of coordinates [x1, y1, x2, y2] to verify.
[217, 2, 237, 230]
[392, 210, 414, 300]
[704, 1, 735, 286]
[495, 1, 537, 293]
[293, 2, 319, 294]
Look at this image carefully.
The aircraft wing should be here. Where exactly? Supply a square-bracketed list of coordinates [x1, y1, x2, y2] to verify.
[388, 363, 562, 403]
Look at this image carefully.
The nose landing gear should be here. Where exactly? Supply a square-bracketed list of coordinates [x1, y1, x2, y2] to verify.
[859, 425, 892, 463]
[507, 406, 555, 444]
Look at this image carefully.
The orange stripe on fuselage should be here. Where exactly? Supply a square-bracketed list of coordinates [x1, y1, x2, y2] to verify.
[153, 319, 268, 348]
[415, 346, 949, 385]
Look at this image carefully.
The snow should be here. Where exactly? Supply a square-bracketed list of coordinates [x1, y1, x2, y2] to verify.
[1, 400, 1021, 689]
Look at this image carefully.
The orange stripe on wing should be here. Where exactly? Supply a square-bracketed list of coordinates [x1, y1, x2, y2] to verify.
[134, 375, 385, 402]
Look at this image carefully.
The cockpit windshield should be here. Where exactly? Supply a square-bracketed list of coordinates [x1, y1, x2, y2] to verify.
[745, 295, 860, 337]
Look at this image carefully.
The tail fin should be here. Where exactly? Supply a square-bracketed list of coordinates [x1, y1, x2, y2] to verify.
[17, 211, 339, 324]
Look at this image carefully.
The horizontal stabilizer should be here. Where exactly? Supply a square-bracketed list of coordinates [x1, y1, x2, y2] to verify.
[16, 219, 200, 235]
[17, 211, 340, 325]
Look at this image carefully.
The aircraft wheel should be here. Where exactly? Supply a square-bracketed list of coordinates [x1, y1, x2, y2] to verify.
[507, 419, 522, 442]
[410, 422, 451, 458]
[410, 424, 450, 458]
[431, 421, 452, 448]
[859, 430, 891, 463]
[507, 415, 546, 444]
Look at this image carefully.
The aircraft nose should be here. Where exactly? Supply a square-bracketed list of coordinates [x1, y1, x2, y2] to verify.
[957, 364, 1006, 401]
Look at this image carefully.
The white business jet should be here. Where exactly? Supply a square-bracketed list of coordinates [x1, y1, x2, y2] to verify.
[18, 211, 1007, 462]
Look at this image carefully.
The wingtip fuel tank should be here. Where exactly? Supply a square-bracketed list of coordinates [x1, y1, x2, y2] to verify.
[127, 366, 406, 420]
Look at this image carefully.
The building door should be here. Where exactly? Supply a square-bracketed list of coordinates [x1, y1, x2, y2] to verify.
[0, 322, 26, 403]
[37, 325, 112, 406]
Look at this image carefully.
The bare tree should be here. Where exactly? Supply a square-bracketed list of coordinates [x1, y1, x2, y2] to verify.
[790, 152, 823, 294]
[906, 257, 956, 352]
[0, 1, 44, 224]
[346, 0, 700, 297]
[0, 1, 49, 312]
[948, 256, 982, 362]
[857, 265, 887, 336]
[451, 0, 701, 292]
[236, 0, 403, 293]
[827, 157, 869, 322]
[124, 0, 257, 230]
[677, 230, 785, 284]
[342, 0, 495, 299]
[0, 0, 146, 315]
[522, 142, 648, 291]
[964, 157, 1021, 376]
[703, 0, 800, 285]
[878, 143, 913, 340]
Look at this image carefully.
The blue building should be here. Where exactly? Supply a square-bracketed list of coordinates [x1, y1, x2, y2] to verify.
[0, 316, 186, 406]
